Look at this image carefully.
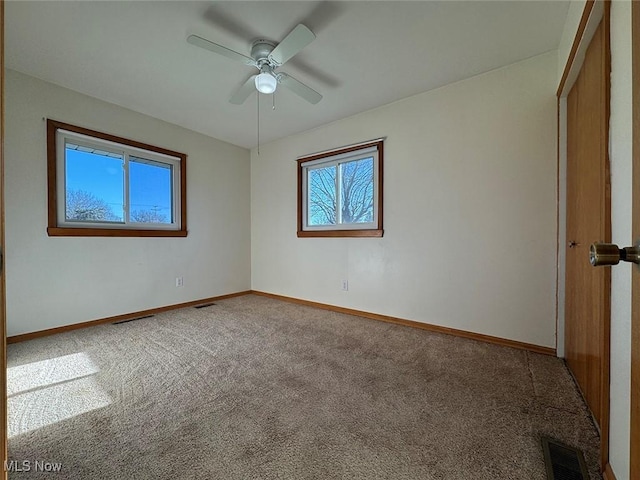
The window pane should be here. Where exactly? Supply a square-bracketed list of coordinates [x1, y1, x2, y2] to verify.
[308, 165, 337, 226]
[129, 157, 173, 224]
[65, 143, 124, 222]
[340, 157, 374, 224]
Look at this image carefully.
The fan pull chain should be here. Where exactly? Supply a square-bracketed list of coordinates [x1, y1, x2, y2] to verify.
[257, 92, 260, 155]
[273, 93, 276, 110]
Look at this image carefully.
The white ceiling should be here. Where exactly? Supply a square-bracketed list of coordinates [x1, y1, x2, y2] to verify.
[5, 1, 569, 149]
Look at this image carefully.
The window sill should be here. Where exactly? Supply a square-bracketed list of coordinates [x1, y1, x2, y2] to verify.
[47, 227, 188, 238]
[297, 229, 383, 238]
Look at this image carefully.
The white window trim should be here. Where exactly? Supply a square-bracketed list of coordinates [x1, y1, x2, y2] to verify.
[301, 147, 379, 232]
[55, 129, 182, 231]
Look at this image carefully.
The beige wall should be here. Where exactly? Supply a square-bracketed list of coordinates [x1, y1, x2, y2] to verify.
[251, 52, 558, 348]
[608, 2, 632, 477]
[4, 69, 251, 337]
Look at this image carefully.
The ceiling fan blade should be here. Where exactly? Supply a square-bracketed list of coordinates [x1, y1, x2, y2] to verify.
[268, 24, 315, 66]
[229, 76, 257, 105]
[277, 73, 322, 104]
[187, 34, 256, 67]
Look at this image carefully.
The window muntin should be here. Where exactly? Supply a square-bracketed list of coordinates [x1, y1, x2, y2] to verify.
[47, 120, 187, 237]
[297, 140, 383, 237]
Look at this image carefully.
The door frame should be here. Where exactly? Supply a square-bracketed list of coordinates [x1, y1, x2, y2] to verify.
[630, 2, 640, 478]
[556, 0, 611, 473]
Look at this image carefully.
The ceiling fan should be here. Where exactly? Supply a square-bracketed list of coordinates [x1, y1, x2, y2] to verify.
[187, 24, 322, 105]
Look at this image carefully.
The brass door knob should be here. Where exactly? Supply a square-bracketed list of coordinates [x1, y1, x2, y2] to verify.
[590, 243, 640, 266]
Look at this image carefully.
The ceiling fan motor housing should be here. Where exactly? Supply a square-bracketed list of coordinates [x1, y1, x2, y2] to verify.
[251, 40, 277, 65]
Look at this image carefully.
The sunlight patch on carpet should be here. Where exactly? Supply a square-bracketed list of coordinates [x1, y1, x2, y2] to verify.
[7, 352, 112, 438]
[8, 352, 100, 396]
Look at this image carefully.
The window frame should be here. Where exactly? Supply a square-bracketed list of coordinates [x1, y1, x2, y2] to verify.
[47, 119, 187, 237]
[297, 139, 383, 238]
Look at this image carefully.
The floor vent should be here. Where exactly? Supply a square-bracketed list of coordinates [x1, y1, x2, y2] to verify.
[194, 303, 216, 309]
[113, 315, 154, 325]
[541, 437, 589, 480]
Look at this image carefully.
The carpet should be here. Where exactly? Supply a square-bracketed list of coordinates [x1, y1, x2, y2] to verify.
[7, 294, 601, 479]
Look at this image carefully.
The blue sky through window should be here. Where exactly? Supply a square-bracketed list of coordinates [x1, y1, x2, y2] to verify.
[130, 159, 172, 223]
[65, 148, 172, 224]
[65, 148, 124, 221]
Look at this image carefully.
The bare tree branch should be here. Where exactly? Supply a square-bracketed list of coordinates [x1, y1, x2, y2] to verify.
[131, 207, 168, 224]
[66, 189, 119, 222]
[307, 158, 374, 226]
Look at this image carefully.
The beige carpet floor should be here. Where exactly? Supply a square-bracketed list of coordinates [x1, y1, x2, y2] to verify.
[7, 294, 600, 479]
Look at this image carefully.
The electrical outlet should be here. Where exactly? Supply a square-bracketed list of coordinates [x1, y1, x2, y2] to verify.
[342, 279, 349, 291]
[176, 277, 184, 287]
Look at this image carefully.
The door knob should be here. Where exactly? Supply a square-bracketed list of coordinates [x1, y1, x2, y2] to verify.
[589, 243, 640, 266]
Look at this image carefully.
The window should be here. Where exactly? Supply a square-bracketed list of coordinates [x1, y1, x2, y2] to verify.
[47, 120, 187, 237]
[297, 140, 383, 237]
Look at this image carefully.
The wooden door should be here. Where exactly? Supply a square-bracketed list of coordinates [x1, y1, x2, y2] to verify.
[630, 2, 640, 478]
[564, 15, 611, 467]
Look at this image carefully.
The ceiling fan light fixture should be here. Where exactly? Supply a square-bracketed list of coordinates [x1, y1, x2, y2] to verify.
[255, 72, 277, 94]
